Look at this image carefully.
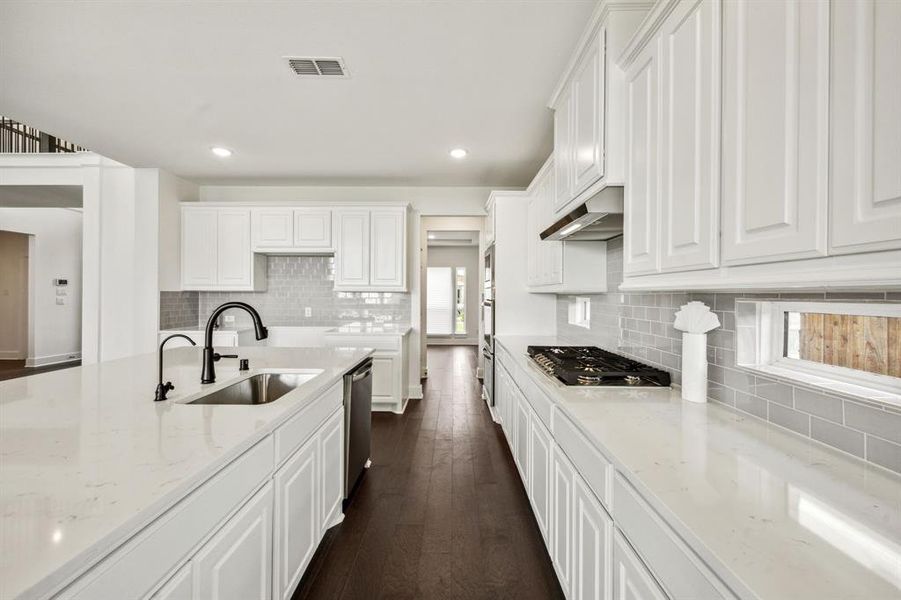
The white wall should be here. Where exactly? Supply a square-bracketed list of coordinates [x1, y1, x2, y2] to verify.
[426, 245, 480, 344]
[0, 154, 185, 364]
[0, 231, 29, 360]
[0, 209, 83, 365]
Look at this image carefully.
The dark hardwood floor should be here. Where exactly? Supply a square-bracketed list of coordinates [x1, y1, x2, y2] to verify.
[0, 359, 81, 382]
[293, 345, 563, 600]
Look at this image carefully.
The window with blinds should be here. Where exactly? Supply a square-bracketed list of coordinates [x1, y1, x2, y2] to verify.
[426, 267, 453, 336]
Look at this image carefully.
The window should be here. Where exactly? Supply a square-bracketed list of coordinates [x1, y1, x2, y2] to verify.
[455, 267, 466, 335]
[736, 300, 901, 406]
[426, 267, 452, 335]
[568, 296, 591, 329]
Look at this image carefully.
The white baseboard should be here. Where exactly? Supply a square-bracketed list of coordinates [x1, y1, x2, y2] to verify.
[426, 338, 479, 346]
[25, 352, 81, 368]
[407, 384, 424, 400]
[372, 397, 408, 414]
[0, 351, 26, 360]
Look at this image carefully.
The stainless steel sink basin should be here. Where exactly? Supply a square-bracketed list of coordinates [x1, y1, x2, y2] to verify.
[187, 371, 319, 405]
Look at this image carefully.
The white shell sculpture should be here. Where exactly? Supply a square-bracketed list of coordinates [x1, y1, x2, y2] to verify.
[674, 301, 721, 334]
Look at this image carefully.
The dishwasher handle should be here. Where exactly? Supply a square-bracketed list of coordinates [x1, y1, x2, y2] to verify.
[351, 361, 373, 382]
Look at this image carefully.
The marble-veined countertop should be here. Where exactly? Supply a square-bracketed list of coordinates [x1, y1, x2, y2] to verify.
[0, 345, 372, 600]
[496, 335, 901, 600]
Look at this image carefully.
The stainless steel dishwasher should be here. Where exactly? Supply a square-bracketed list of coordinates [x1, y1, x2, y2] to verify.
[344, 358, 373, 505]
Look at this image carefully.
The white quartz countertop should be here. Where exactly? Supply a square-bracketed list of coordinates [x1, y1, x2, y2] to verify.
[497, 336, 901, 600]
[0, 345, 373, 600]
[325, 322, 412, 336]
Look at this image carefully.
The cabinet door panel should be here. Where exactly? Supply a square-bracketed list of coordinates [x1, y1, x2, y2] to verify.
[334, 210, 370, 287]
[151, 562, 193, 600]
[830, 0, 901, 254]
[293, 209, 332, 248]
[552, 447, 575, 598]
[181, 208, 218, 286]
[319, 409, 344, 529]
[273, 439, 318, 600]
[252, 209, 294, 248]
[554, 91, 574, 213]
[659, 0, 720, 272]
[194, 482, 273, 600]
[624, 44, 660, 275]
[721, 0, 829, 264]
[572, 30, 606, 195]
[369, 208, 405, 288]
[514, 389, 530, 486]
[613, 530, 667, 600]
[573, 475, 612, 600]
[528, 414, 553, 543]
[371, 355, 396, 403]
[217, 209, 253, 286]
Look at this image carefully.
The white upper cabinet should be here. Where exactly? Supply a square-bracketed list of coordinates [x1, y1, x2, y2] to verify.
[829, 0, 901, 254]
[721, 0, 829, 265]
[572, 29, 606, 197]
[293, 209, 332, 250]
[181, 207, 219, 287]
[334, 206, 407, 291]
[554, 90, 575, 213]
[624, 40, 660, 276]
[252, 208, 294, 249]
[182, 206, 265, 291]
[217, 209, 254, 287]
[658, 0, 720, 273]
[369, 207, 406, 289]
[334, 209, 370, 288]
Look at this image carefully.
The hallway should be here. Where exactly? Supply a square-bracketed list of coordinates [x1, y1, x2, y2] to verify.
[294, 345, 563, 600]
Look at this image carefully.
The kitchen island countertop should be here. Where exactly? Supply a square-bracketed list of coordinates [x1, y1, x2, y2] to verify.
[0, 345, 372, 600]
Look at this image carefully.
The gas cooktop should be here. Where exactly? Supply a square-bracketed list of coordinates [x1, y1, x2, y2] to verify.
[527, 345, 671, 387]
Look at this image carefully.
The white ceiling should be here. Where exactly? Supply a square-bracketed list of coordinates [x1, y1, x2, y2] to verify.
[0, 1, 594, 187]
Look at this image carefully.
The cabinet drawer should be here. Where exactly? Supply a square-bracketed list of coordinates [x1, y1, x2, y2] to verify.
[58, 437, 274, 600]
[613, 473, 735, 599]
[552, 410, 612, 510]
[275, 382, 343, 466]
[519, 374, 553, 431]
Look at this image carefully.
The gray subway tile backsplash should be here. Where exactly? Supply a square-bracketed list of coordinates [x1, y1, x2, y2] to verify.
[161, 256, 410, 331]
[556, 236, 901, 475]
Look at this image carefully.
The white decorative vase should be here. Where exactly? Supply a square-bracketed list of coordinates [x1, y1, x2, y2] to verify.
[681, 332, 708, 403]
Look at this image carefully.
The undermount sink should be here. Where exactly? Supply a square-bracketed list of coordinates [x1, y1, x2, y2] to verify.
[188, 371, 321, 405]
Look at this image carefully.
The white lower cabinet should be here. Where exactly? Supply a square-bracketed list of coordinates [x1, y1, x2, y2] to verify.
[194, 482, 274, 600]
[551, 446, 575, 598]
[273, 438, 319, 600]
[613, 529, 667, 600]
[151, 562, 192, 600]
[495, 350, 737, 600]
[573, 475, 613, 600]
[528, 411, 553, 544]
[58, 386, 346, 600]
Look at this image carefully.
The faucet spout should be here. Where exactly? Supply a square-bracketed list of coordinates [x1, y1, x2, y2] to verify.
[201, 302, 268, 384]
[155, 333, 197, 401]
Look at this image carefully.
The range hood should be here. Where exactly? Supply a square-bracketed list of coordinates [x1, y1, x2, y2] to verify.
[539, 186, 624, 241]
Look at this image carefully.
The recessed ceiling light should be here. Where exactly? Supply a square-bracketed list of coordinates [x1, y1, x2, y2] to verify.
[210, 146, 233, 158]
[428, 234, 436, 239]
[449, 148, 468, 159]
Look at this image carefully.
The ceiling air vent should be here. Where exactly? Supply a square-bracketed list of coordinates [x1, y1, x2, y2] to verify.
[286, 57, 348, 78]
